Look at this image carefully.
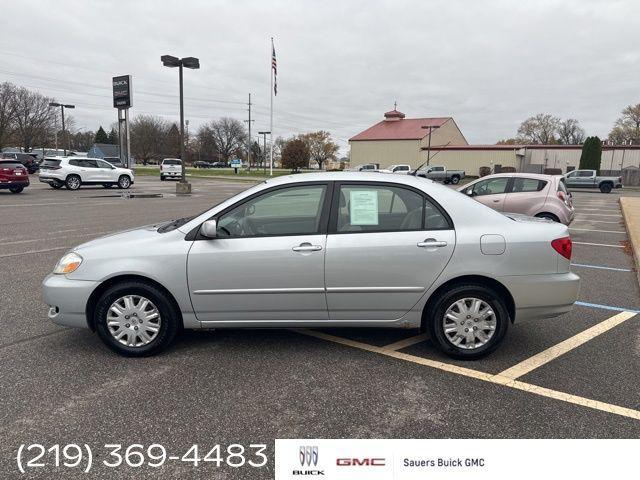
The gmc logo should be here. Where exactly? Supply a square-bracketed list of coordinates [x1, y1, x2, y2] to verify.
[336, 458, 386, 466]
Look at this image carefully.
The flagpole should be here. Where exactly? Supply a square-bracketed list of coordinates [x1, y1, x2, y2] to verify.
[269, 37, 274, 177]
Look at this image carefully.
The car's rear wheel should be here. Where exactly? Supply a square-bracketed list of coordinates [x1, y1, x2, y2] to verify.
[426, 284, 509, 359]
[450, 175, 461, 185]
[94, 281, 180, 357]
[160, 175, 165, 181]
[117, 175, 131, 189]
[535, 212, 560, 222]
[65, 174, 81, 190]
[599, 183, 612, 193]
[9, 186, 24, 193]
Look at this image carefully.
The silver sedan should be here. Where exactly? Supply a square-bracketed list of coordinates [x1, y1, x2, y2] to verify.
[42, 172, 580, 359]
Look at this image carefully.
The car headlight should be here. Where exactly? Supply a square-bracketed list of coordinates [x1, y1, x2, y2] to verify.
[53, 252, 83, 275]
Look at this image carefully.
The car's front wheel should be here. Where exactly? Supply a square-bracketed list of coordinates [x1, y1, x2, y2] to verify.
[117, 175, 131, 189]
[94, 281, 180, 356]
[426, 284, 509, 359]
[9, 186, 24, 193]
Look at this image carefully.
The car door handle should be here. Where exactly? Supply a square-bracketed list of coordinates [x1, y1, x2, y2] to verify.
[417, 239, 448, 248]
[292, 243, 323, 252]
[492, 199, 500, 202]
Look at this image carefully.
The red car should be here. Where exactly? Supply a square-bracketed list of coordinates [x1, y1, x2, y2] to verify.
[0, 159, 30, 193]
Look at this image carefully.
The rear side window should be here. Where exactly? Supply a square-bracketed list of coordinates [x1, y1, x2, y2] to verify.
[42, 159, 61, 167]
[578, 170, 593, 177]
[335, 184, 450, 233]
[512, 178, 547, 193]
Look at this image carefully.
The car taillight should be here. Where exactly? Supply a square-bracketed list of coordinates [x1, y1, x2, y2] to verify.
[557, 191, 565, 201]
[551, 236, 572, 260]
[619, 176, 623, 182]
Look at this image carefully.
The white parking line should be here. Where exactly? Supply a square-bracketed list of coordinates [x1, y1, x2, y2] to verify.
[569, 228, 626, 234]
[572, 220, 621, 224]
[573, 242, 623, 248]
[383, 333, 430, 351]
[0, 246, 68, 258]
[498, 311, 637, 379]
[575, 213, 622, 218]
[293, 328, 640, 421]
[571, 263, 632, 272]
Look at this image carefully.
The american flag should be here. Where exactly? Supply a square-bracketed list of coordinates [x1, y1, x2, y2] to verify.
[271, 39, 277, 96]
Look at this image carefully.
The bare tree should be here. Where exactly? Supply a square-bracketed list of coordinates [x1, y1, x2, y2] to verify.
[610, 103, 640, 144]
[517, 114, 560, 144]
[204, 117, 247, 162]
[556, 118, 585, 145]
[299, 130, 339, 170]
[0, 82, 17, 149]
[130, 115, 169, 164]
[12, 86, 56, 151]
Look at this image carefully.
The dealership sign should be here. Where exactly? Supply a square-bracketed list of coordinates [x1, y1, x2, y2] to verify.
[112, 75, 132, 109]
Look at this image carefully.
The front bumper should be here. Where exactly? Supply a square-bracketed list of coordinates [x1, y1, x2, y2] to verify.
[42, 274, 99, 329]
[501, 272, 580, 322]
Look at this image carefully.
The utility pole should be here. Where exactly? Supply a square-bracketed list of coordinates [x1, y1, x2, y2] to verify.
[244, 93, 255, 171]
[49, 102, 75, 156]
[421, 125, 440, 167]
[258, 131, 271, 174]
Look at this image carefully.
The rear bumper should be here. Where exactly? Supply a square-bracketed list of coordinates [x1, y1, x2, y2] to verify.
[0, 179, 29, 189]
[501, 272, 581, 322]
[42, 274, 99, 329]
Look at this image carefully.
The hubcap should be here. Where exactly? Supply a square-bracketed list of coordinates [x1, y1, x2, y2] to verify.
[69, 178, 79, 188]
[442, 297, 496, 350]
[107, 295, 161, 347]
[121, 177, 130, 187]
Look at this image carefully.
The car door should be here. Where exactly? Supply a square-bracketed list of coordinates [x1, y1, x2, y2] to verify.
[503, 177, 548, 216]
[77, 159, 100, 182]
[467, 177, 510, 211]
[324, 182, 455, 321]
[187, 182, 331, 322]
[95, 159, 117, 182]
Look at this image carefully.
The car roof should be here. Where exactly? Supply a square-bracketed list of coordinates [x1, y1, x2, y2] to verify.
[263, 171, 439, 188]
[475, 172, 557, 180]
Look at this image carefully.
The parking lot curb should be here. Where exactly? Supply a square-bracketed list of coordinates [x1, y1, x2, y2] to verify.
[620, 197, 640, 286]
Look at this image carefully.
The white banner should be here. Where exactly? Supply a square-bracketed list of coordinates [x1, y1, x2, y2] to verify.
[275, 438, 638, 479]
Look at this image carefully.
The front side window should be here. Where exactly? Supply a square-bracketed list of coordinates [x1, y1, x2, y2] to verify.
[217, 185, 327, 237]
[511, 178, 546, 193]
[336, 184, 449, 232]
[471, 177, 509, 196]
[96, 160, 113, 169]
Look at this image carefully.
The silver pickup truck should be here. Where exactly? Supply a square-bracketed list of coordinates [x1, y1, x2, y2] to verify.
[563, 169, 622, 193]
[415, 165, 465, 184]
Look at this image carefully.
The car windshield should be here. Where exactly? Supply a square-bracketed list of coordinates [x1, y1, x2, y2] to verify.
[163, 159, 181, 165]
[0, 160, 22, 166]
[42, 159, 61, 167]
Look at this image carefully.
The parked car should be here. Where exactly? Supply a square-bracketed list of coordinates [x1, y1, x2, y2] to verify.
[380, 164, 411, 174]
[563, 169, 622, 193]
[194, 161, 212, 169]
[38, 157, 134, 190]
[1, 152, 39, 173]
[0, 159, 30, 193]
[42, 172, 579, 359]
[103, 157, 125, 168]
[351, 163, 379, 172]
[414, 165, 465, 184]
[459, 173, 574, 225]
[160, 158, 182, 180]
[211, 161, 227, 168]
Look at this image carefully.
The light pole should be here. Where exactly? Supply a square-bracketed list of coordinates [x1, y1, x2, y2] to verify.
[161, 55, 200, 194]
[421, 125, 440, 167]
[258, 131, 271, 174]
[49, 102, 75, 156]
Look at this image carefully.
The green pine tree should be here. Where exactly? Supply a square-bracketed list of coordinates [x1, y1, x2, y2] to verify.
[94, 126, 109, 144]
[578, 136, 602, 172]
[107, 128, 118, 144]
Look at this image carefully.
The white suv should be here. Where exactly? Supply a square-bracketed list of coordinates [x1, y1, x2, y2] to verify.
[38, 157, 134, 191]
[160, 158, 182, 181]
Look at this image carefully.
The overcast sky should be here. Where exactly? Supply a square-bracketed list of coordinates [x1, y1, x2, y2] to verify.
[2, 0, 639, 154]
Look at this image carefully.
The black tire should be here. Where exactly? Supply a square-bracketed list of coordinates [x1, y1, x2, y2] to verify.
[102, 183, 114, 188]
[160, 175, 165, 181]
[65, 174, 81, 190]
[9, 186, 24, 193]
[425, 284, 509, 360]
[450, 175, 461, 185]
[599, 183, 612, 193]
[535, 212, 560, 222]
[117, 175, 131, 189]
[94, 281, 180, 357]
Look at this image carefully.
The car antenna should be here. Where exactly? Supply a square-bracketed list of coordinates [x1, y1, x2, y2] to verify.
[411, 141, 452, 176]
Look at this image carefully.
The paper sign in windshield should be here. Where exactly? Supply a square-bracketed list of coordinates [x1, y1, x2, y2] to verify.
[350, 190, 379, 225]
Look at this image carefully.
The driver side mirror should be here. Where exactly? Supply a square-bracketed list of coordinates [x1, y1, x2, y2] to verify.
[200, 219, 218, 238]
[465, 188, 474, 196]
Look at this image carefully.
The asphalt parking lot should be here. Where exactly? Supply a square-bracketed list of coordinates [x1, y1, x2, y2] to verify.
[1, 176, 639, 478]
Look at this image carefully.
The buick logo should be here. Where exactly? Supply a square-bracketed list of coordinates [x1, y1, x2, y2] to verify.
[299, 446, 318, 467]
